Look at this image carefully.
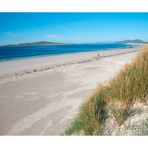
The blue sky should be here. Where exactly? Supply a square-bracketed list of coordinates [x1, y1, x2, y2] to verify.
[0, 13, 148, 45]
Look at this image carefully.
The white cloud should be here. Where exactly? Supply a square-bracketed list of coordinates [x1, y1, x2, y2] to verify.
[46, 34, 59, 40]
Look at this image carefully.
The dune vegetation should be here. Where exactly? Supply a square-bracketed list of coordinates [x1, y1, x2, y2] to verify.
[65, 46, 148, 135]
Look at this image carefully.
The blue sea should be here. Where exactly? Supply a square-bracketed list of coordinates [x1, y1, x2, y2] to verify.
[0, 43, 134, 61]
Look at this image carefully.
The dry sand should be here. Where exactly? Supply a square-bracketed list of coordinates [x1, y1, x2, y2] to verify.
[0, 47, 140, 135]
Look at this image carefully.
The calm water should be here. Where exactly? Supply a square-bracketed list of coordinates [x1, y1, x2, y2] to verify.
[0, 43, 133, 61]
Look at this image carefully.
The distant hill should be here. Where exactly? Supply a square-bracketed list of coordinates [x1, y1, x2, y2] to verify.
[116, 39, 146, 44]
[2, 41, 64, 47]
[18, 41, 64, 46]
[94, 39, 147, 44]
[1, 39, 147, 47]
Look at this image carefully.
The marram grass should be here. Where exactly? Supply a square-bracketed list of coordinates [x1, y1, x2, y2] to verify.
[65, 46, 148, 135]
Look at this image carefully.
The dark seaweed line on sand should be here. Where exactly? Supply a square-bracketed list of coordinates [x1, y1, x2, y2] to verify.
[0, 50, 138, 80]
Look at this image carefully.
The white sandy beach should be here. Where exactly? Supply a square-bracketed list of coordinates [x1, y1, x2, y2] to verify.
[0, 47, 140, 135]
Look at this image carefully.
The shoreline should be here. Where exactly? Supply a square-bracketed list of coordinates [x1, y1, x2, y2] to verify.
[0, 43, 135, 62]
[0, 46, 140, 80]
[0, 46, 140, 135]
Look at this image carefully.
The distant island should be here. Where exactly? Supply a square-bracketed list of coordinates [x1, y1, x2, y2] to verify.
[1, 39, 147, 47]
[115, 39, 147, 44]
[93, 39, 147, 44]
[2, 41, 64, 47]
